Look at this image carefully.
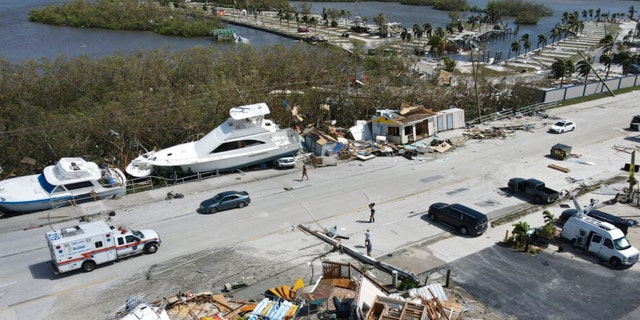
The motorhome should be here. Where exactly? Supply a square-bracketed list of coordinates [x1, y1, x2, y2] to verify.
[46, 221, 161, 273]
[561, 215, 639, 268]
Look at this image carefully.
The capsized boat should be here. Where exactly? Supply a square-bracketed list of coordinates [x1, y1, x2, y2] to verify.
[126, 103, 300, 177]
[0, 157, 126, 213]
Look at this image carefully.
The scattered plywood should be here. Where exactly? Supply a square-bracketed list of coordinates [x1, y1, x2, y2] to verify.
[432, 142, 452, 153]
[548, 164, 570, 173]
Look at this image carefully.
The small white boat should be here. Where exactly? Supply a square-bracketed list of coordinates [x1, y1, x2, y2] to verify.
[126, 103, 300, 177]
[235, 35, 250, 43]
[0, 157, 126, 213]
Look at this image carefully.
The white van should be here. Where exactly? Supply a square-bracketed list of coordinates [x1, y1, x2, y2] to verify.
[561, 215, 640, 268]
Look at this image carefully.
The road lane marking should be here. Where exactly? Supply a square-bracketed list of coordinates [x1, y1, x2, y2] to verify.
[0, 279, 106, 311]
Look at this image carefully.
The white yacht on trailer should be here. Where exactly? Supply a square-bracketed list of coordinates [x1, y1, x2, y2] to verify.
[126, 103, 300, 177]
[0, 157, 127, 213]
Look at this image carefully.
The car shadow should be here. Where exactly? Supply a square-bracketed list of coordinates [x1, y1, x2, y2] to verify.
[29, 261, 61, 279]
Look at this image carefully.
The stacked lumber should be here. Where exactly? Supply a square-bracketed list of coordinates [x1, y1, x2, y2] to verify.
[416, 288, 462, 320]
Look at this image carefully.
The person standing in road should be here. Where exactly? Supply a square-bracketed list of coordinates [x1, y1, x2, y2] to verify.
[301, 164, 309, 181]
[365, 238, 372, 257]
[369, 203, 376, 223]
[364, 229, 371, 246]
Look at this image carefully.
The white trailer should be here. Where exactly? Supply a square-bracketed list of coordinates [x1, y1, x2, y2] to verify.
[46, 220, 161, 273]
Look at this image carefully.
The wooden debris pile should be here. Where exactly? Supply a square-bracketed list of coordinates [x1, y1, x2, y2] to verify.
[340, 141, 399, 160]
[164, 291, 237, 320]
[462, 127, 508, 139]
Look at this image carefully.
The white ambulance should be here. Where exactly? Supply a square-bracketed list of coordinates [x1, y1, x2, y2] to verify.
[46, 220, 161, 273]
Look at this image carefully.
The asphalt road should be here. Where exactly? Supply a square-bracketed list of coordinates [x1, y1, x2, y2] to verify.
[1, 91, 640, 319]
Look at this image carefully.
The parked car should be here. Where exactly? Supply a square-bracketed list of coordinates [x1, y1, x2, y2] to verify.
[548, 120, 576, 133]
[198, 191, 250, 214]
[275, 156, 296, 169]
[428, 203, 488, 236]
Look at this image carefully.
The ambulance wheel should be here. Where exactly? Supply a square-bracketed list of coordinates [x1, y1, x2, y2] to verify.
[609, 257, 621, 268]
[82, 260, 96, 272]
[145, 243, 158, 254]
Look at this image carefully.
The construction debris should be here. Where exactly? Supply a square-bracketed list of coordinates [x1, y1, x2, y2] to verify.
[548, 164, 570, 173]
[463, 127, 509, 139]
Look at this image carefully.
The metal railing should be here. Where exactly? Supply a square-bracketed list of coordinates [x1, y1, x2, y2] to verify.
[468, 101, 559, 126]
[124, 167, 254, 194]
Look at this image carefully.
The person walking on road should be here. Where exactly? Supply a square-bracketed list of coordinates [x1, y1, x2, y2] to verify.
[365, 237, 372, 257]
[364, 229, 371, 246]
[368, 203, 376, 223]
[301, 164, 309, 181]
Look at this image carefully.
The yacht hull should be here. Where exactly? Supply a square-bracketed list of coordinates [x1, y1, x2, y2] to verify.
[0, 159, 127, 214]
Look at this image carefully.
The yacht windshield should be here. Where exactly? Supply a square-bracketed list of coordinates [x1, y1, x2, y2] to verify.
[38, 174, 56, 193]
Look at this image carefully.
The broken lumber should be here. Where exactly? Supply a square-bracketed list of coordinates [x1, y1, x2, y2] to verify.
[548, 164, 570, 173]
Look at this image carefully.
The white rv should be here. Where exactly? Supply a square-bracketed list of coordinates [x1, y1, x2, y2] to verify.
[46, 221, 161, 273]
[561, 215, 639, 268]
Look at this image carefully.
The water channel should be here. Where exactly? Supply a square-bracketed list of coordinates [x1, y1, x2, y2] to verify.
[0, 0, 637, 64]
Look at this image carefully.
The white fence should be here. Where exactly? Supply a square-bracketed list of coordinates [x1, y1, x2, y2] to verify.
[542, 74, 640, 103]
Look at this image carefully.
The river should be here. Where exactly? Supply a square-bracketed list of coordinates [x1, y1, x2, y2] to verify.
[0, 0, 638, 64]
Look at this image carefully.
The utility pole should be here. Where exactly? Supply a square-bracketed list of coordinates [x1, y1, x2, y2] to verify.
[629, 150, 636, 202]
[471, 52, 480, 118]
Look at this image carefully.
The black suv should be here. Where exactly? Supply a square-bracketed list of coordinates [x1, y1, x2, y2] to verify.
[428, 203, 488, 236]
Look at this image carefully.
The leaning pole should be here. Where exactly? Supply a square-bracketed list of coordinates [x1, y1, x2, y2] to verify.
[577, 50, 615, 97]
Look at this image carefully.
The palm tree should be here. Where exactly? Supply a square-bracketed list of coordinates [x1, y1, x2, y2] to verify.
[599, 34, 615, 78]
[523, 39, 531, 56]
[400, 28, 410, 42]
[340, 9, 351, 28]
[629, 5, 636, 20]
[423, 22, 432, 37]
[445, 24, 454, 35]
[588, 9, 594, 21]
[510, 221, 531, 251]
[551, 58, 575, 87]
[576, 59, 592, 83]
[550, 27, 560, 46]
[537, 34, 547, 50]
[599, 54, 613, 79]
[373, 13, 387, 35]
[561, 11, 569, 25]
[616, 51, 636, 75]
[510, 40, 520, 59]
[467, 14, 478, 30]
[520, 33, 530, 56]
[427, 34, 446, 60]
